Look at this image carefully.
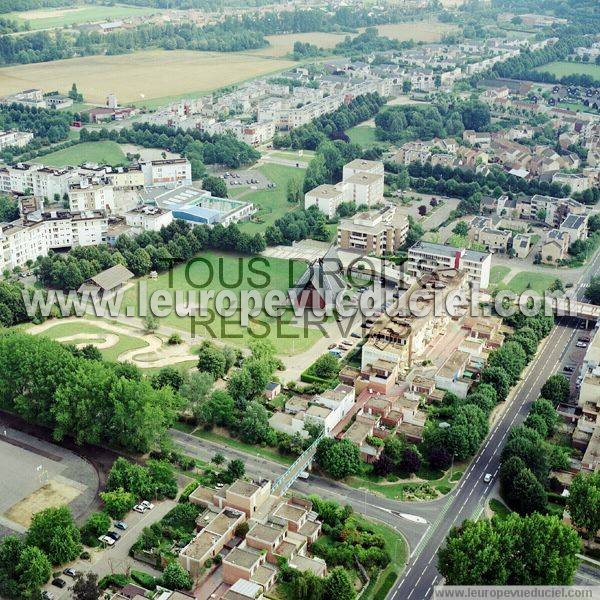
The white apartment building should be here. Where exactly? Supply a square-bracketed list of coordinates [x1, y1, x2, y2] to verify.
[343, 172, 384, 207]
[141, 158, 192, 188]
[342, 159, 384, 180]
[68, 179, 115, 214]
[0, 130, 33, 150]
[125, 205, 173, 232]
[304, 184, 344, 219]
[407, 241, 491, 288]
[0, 163, 78, 200]
[0, 209, 107, 271]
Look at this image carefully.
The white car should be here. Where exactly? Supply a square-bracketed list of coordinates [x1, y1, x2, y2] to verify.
[133, 504, 146, 513]
[99, 535, 115, 546]
[483, 473, 493, 484]
[576, 342, 588, 348]
[141, 500, 155, 510]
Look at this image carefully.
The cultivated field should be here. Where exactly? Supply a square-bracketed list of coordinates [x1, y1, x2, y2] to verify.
[374, 21, 458, 42]
[535, 61, 600, 79]
[5, 4, 159, 30]
[0, 50, 296, 104]
[251, 31, 349, 57]
[33, 141, 126, 167]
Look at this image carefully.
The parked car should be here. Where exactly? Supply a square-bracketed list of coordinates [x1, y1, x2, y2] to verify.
[298, 471, 309, 480]
[99, 535, 115, 546]
[63, 568, 78, 578]
[141, 500, 155, 510]
[576, 341, 588, 348]
[133, 505, 146, 514]
[51, 579, 66, 589]
[563, 366, 574, 373]
[351, 333, 362, 339]
[579, 337, 591, 343]
[114, 521, 127, 530]
[42, 591, 55, 600]
[106, 531, 121, 542]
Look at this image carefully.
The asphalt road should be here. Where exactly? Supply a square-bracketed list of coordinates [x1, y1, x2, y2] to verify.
[390, 245, 600, 600]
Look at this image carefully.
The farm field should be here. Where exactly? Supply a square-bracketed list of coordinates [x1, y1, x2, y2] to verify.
[33, 141, 126, 167]
[251, 31, 348, 58]
[119, 252, 323, 355]
[374, 21, 457, 41]
[238, 163, 307, 234]
[0, 50, 295, 104]
[535, 61, 600, 79]
[4, 4, 159, 30]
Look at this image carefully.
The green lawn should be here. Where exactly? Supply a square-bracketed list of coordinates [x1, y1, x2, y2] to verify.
[193, 429, 294, 465]
[7, 4, 159, 30]
[502, 272, 561, 294]
[120, 251, 322, 355]
[238, 163, 306, 235]
[535, 61, 600, 79]
[270, 150, 315, 161]
[33, 141, 126, 167]
[489, 498, 512, 520]
[489, 265, 511, 287]
[346, 125, 380, 148]
[27, 320, 148, 362]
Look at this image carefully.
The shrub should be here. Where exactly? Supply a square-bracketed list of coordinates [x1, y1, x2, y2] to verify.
[80, 551, 91, 560]
[179, 481, 198, 503]
[131, 570, 157, 590]
[99, 573, 131, 589]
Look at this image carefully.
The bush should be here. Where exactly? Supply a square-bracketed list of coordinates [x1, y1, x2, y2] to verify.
[99, 573, 131, 589]
[131, 570, 157, 590]
[80, 551, 91, 560]
[179, 481, 198, 503]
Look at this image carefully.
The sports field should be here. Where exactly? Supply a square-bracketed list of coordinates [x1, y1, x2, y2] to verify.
[33, 141, 126, 167]
[5, 4, 158, 30]
[0, 50, 296, 104]
[535, 61, 600, 79]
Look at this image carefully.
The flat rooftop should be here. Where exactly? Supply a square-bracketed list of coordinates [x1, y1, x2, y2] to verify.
[224, 547, 263, 570]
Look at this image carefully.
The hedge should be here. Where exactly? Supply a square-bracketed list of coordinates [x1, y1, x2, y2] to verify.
[179, 481, 199, 503]
[131, 570, 157, 590]
[374, 570, 399, 600]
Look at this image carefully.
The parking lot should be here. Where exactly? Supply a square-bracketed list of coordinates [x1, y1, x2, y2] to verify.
[556, 318, 596, 398]
[222, 169, 273, 191]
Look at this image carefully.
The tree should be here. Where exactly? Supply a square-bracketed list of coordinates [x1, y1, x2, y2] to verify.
[567, 472, 600, 542]
[480, 366, 511, 401]
[239, 401, 270, 444]
[500, 456, 547, 515]
[100, 488, 136, 519]
[399, 447, 422, 474]
[15, 546, 52, 594]
[202, 175, 228, 198]
[529, 398, 558, 436]
[540, 374, 570, 406]
[585, 275, 600, 305]
[438, 513, 580, 585]
[418, 204, 427, 216]
[312, 353, 340, 380]
[162, 560, 193, 590]
[151, 366, 184, 391]
[80, 512, 111, 544]
[179, 371, 214, 421]
[212, 452, 225, 466]
[144, 314, 159, 332]
[324, 567, 355, 600]
[26, 506, 82, 565]
[501, 426, 549, 483]
[224, 459, 245, 482]
[316, 439, 361, 479]
[197, 343, 227, 379]
[452, 221, 469, 237]
[73, 572, 101, 600]
[198, 390, 235, 428]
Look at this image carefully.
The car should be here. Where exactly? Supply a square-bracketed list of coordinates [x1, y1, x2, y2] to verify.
[351, 333, 361, 339]
[141, 500, 155, 510]
[579, 337, 591, 343]
[42, 592, 55, 600]
[298, 471, 309, 480]
[563, 366, 574, 373]
[328, 343, 337, 350]
[63, 568, 78, 578]
[114, 521, 127, 530]
[215, 482, 224, 489]
[106, 531, 121, 541]
[576, 342, 588, 348]
[52, 578, 66, 589]
[565, 283, 574, 288]
[483, 473, 493, 484]
[99, 535, 115, 546]
[133, 504, 146, 513]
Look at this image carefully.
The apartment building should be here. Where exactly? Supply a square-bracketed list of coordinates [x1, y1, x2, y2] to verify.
[559, 213, 588, 242]
[183, 478, 325, 588]
[125, 205, 173, 233]
[342, 158, 384, 181]
[407, 241, 491, 288]
[337, 205, 408, 256]
[141, 158, 192, 188]
[68, 178, 115, 213]
[476, 227, 512, 253]
[343, 171, 384, 207]
[0, 163, 78, 200]
[541, 229, 570, 264]
[361, 269, 469, 372]
[304, 184, 344, 219]
[0, 209, 107, 271]
[0, 130, 33, 150]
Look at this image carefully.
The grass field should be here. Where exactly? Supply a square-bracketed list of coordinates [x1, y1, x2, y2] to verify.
[28, 320, 149, 362]
[33, 141, 126, 167]
[238, 163, 306, 234]
[535, 61, 600, 79]
[5, 4, 158, 30]
[120, 251, 322, 355]
[346, 125, 379, 147]
[250, 31, 348, 58]
[489, 265, 511, 287]
[502, 272, 561, 295]
[0, 50, 295, 104]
